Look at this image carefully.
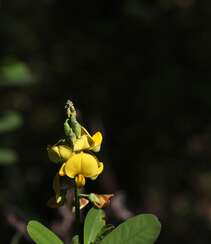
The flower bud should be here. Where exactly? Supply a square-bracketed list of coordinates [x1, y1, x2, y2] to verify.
[70, 117, 81, 139]
[79, 197, 89, 209]
[47, 144, 72, 163]
[75, 174, 86, 188]
[65, 100, 81, 139]
[64, 119, 76, 143]
[88, 193, 114, 208]
[72, 197, 89, 212]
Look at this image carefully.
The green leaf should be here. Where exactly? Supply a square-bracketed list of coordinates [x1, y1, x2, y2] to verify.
[0, 111, 23, 133]
[0, 148, 17, 165]
[27, 220, 63, 244]
[84, 207, 106, 244]
[100, 214, 161, 244]
[94, 224, 115, 244]
[1, 61, 35, 86]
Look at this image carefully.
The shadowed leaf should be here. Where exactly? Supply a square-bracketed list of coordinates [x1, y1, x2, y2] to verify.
[1, 61, 35, 86]
[0, 148, 17, 165]
[0, 111, 23, 133]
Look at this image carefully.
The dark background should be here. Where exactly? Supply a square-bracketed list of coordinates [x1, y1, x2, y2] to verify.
[1, 0, 211, 243]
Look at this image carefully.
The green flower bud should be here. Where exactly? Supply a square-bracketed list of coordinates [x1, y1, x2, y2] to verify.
[64, 100, 81, 139]
[88, 193, 114, 208]
[64, 119, 76, 143]
[70, 116, 81, 139]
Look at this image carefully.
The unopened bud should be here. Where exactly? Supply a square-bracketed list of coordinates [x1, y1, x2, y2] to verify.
[64, 119, 76, 143]
[88, 193, 114, 208]
[75, 174, 86, 188]
[72, 197, 89, 212]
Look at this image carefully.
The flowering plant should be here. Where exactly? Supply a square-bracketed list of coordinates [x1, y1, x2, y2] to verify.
[26, 100, 161, 244]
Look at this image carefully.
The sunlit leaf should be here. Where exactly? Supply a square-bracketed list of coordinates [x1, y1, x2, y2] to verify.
[100, 214, 161, 244]
[84, 207, 106, 244]
[27, 220, 63, 244]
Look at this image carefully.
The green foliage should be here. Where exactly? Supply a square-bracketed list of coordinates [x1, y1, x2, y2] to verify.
[94, 224, 115, 244]
[0, 111, 23, 165]
[83, 208, 161, 244]
[84, 207, 106, 244]
[0, 111, 23, 133]
[100, 214, 161, 244]
[0, 148, 17, 165]
[0, 60, 35, 86]
[27, 220, 63, 244]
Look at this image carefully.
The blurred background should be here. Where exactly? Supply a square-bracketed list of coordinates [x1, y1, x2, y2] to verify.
[1, 0, 211, 243]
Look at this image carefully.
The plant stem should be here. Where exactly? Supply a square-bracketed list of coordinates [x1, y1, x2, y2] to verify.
[79, 193, 89, 198]
[74, 182, 83, 244]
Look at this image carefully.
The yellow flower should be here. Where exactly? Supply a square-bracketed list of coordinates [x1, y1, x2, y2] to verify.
[59, 152, 104, 187]
[47, 144, 72, 163]
[48, 127, 102, 164]
[73, 127, 102, 152]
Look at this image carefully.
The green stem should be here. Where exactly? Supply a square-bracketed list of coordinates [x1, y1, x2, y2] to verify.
[79, 193, 89, 198]
[74, 182, 83, 244]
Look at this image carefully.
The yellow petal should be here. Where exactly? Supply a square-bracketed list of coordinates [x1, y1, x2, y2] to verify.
[59, 163, 66, 176]
[80, 153, 101, 177]
[47, 144, 72, 163]
[80, 127, 103, 152]
[90, 162, 104, 180]
[73, 135, 91, 151]
[65, 153, 82, 178]
[90, 132, 103, 152]
[81, 126, 92, 138]
[65, 152, 102, 179]
[47, 145, 60, 163]
[58, 145, 72, 161]
[81, 127, 96, 146]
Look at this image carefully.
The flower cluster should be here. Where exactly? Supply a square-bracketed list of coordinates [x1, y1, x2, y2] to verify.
[48, 126, 103, 187]
[47, 100, 113, 209]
